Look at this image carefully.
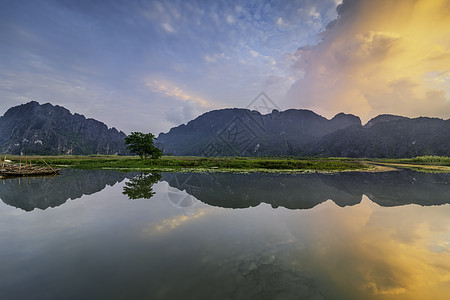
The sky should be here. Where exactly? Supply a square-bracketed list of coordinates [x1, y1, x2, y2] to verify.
[1, 0, 449, 135]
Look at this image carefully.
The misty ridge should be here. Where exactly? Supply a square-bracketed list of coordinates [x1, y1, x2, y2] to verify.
[0, 101, 449, 158]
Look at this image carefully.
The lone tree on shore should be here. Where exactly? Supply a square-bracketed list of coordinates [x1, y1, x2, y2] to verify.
[124, 132, 162, 160]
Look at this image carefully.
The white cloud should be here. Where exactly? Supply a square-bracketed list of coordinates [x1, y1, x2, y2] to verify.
[249, 50, 260, 58]
[204, 55, 215, 63]
[226, 15, 235, 24]
[276, 17, 285, 26]
[165, 99, 202, 125]
[161, 22, 175, 33]
[308, 6, 320, 19]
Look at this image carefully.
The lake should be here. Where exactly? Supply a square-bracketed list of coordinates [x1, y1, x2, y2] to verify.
[1, 169, 449, 299]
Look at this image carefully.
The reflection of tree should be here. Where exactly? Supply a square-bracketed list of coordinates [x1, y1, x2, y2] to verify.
[122, 172, 161, 200]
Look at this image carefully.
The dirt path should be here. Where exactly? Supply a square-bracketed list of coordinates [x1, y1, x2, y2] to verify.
[369, 162, 450, 173]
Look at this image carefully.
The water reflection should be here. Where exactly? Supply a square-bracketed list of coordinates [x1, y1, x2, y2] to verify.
[162, 171, 450, 209]
[0, 170, 449, 299]
[2, 169, 449, 212]
[165, 173, 202, 209]
[283, 198, 450, 299]
[0, 169, 136, 211]
[131, 196, 450, 300]
[122, 172, 161, 199]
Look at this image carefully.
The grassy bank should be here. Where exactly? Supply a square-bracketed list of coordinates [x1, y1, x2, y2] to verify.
[377, 155, 450, 166]
[2, 155, 449, 173]
[371, 156, 450, 173]
[1, 155, 371, 173]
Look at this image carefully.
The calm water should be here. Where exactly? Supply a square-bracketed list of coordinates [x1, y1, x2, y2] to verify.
[0, 169, 449, 300]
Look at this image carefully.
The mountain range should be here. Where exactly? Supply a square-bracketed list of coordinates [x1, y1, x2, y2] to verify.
[156, 108, 450, 158]
[0, 101, 448, 157]
[0, 101, 127, 155]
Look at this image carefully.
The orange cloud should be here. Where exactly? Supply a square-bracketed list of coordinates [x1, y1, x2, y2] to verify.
[287, 0, 450, 122]
[146, 79, 209, 107]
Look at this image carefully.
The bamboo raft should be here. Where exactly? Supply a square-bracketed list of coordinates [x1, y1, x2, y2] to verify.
[0, 163, 60, 177]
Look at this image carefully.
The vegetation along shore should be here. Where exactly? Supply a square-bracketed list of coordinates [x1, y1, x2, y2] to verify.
[1, 155, 449, 174]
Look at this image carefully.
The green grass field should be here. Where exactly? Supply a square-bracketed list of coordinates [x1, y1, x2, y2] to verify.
[377, 155, 450, 166]
[1, 155, 371, 173]
[2, 155, 449, 173]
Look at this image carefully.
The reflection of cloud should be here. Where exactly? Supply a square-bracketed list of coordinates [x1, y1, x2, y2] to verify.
[141, 208, 210, 236]
[288, 196, 450, 299]
[287, 0, 450, 122]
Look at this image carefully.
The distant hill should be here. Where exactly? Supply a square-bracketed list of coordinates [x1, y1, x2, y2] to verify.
[363, 114, 408, 128]
[0, 101, 128, 155]
[156, 108, 361, 156]
[157, 108, 450, 158]
[312, 117, 450, 158]
[2, 102, 448, 158]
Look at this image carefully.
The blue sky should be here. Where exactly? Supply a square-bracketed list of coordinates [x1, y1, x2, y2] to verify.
[1, 0, 449, 134]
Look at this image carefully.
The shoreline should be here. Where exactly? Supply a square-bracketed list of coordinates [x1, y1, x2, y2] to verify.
[2, 155, 448, 174]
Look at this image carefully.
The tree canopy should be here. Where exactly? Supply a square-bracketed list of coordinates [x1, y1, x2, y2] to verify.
[124, 132, 162, 159]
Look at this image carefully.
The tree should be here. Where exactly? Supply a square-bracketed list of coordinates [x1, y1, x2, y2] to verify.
[124, 132, 162, 159]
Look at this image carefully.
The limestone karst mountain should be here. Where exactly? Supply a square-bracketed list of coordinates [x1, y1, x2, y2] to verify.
[0, 101, 127, 155]
[156, 108, 449, 158]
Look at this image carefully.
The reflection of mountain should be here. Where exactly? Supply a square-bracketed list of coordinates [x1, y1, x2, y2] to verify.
[320, 171, 450, 207]
[161, 171, 450, 210]
[0, 169, 136, 211]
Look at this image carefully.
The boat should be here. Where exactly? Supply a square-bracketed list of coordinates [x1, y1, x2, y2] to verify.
[0, 163, 60, 177]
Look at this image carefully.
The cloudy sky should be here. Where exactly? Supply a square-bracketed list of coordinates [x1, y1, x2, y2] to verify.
[1, 0, 449, 135]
